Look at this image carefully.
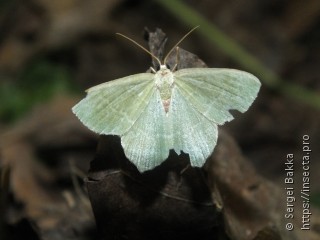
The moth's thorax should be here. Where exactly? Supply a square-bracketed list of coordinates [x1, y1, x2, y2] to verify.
[154, 65, 174, 113]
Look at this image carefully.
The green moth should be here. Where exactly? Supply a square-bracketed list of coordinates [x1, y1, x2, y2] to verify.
[72, 29, 261, 172]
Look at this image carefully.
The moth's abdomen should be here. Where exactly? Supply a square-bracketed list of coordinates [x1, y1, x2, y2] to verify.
[155, 68, 175, 113]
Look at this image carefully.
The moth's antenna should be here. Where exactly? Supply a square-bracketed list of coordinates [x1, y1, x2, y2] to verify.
[116, 33, 162, 67]
[163, 26, 199, 65]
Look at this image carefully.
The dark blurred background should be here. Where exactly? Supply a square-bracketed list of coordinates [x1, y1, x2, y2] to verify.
[0, 0, 319, 239]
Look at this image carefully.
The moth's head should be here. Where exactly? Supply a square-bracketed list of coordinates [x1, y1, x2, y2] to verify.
[159, 65, 167, 70]
[155, 63, 172, 72]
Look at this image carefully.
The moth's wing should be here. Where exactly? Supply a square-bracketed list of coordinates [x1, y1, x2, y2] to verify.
[72, 73, 155, 135]
[171, 68, 260, 167]
[174, 68, 261, 125]
[121, 91, 171, 172]
[169, 88, 218, 167]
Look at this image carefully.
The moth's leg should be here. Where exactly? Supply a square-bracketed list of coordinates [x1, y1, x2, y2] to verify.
[176, 46, 180, 65]
[172, 47, 180, 71]
[150, 67, 156, 73]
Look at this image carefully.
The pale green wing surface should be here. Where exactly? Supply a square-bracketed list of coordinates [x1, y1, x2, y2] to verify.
[169, 88, 218, 167]
[72, 73, 154, 135]
[174, 68, 261, 125]
[121, 91, 171, 172]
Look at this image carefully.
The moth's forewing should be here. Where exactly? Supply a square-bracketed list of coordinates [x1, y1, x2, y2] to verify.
[72, 73, 155, 135]
[174, 68, 261, 125]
